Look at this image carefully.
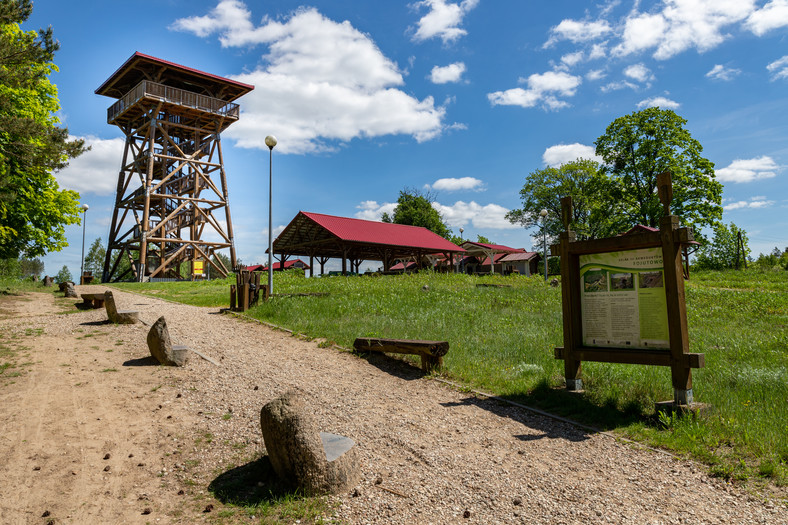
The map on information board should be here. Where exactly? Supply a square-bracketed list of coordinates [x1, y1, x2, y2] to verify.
[579, 247, 669, 349]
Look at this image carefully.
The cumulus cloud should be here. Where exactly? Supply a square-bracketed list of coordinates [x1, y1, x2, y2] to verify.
[716, 156, 780, 183]
[354, 200, 397, 221]
[542, 143, 603, 166]
[172, 3, 446, 154]
[745, 0, 788, 36]
[544, 19, 612, 47]
[55, 136, 125, 196]
[488, 70, 581, 111]
[624, 63, 654, 83]
[767, 56, 788, 80]
[430, 62, 466, 84]
[586, 69, 606, 81]
[560, 51, 585, 69]
[706, 64, 741, 81]
[600, 80, 639, 92]
[426, 177, 484, 192]
[432, 201, 520, 229]
[637, 96, 680, 109]
[724, 197, 775, 210]
[613, 1, 755, 60]
[410, 0, 479, 44]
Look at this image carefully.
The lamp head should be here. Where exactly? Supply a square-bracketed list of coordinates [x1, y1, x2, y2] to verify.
[82, 204, 89, 212]
[265, 135, 277, 150]
[539, 209, 548, 218]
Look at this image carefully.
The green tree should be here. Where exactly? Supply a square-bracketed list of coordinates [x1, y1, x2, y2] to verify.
[209, 251, 231, 279]
[19, 256, 43, 277]
[0, 0, 88, 259]
[383, 188, 452, 239]
[506, 159, 627, 242]
[594, 108, 722, 237]
[0, 257, 20, 278]
[694, 222, 749, 270]
[54, 264, 71, 283]
[83, 237, 105, 275]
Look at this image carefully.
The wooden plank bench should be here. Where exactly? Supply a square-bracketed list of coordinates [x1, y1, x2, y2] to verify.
[79, 292, 106, 309]
[353, 337, 448, 371]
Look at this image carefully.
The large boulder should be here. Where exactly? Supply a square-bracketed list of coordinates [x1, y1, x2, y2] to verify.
[260, 390, 360, 495]
[64, 282, 78, 298]
[43, 276, 53, 287]
[146, 316, 190, 366]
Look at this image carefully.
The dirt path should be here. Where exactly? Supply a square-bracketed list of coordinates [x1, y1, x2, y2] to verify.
[0, 288, 785, 524]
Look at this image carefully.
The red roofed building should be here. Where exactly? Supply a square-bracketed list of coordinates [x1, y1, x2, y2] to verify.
[457, 241, 540, 275]
[272, 211, 465, 275]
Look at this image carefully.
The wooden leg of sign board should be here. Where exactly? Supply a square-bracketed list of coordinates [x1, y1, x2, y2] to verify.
[230, 285, 237, 311]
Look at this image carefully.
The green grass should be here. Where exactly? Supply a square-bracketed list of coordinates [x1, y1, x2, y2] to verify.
[18, 271, 788, 486]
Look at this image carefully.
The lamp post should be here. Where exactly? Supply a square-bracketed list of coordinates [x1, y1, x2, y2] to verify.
[80, 203, 89, 285]
[265, 135, 277, 295]
[540, 209, 548, 282]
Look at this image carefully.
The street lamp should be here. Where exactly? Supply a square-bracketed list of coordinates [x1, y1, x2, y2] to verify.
[540, 209, 548, 282]
[80, 203, 89, 285]
[265, 135, 277, 295]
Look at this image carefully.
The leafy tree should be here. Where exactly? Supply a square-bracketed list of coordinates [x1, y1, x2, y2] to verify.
[0, 0, 88, 259]
[594, 108, 722, 238]
[0, 257, 20, 278]
[19, 256, 43, 277]
[475, 235, 495, 245]
[83, 237, 105, 275]
[54, 264, 71, 283]
[506, 159, 627, 242]
[752, 247, 788, 271]
[694, 222, 749, 270]
[383, 188, 452, 239]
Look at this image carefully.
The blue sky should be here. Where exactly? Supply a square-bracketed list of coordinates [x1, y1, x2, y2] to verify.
[27, 0, 788, 276]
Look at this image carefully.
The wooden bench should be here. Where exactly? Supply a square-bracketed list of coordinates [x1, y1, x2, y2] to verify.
[80, 292, 106, 309]
[353, 337, 448, 371]
[104, 290, 139, 324]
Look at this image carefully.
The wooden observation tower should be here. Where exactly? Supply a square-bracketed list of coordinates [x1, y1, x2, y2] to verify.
[96, 52, 253, 282]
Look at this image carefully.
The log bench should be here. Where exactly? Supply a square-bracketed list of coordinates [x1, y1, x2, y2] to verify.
[104, 290, 139, 324]
[79, 292, 106, 309]
[353, 337, 448, 371]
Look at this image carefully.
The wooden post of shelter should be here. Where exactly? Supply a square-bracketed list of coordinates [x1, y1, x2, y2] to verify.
[553, 173, 705, 408]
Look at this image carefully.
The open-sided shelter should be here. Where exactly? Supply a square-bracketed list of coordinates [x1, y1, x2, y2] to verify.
[458, 241, 535, 275]
[272, 212, 465, 275]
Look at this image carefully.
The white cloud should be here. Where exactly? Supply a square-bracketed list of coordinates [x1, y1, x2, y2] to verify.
[716, 156, 781, 183]
[542, 143, 603, 166]
[624, 63, 654, 83]
[430, 62, 466, 84]
[433, 201, 519, 229]
[600, 80, 639, 92]
[55, 136, 125, 196]
[637, 96, 681, 109]
[706, 64, 741, 81]
[544, 19, 612, 47]
[586, 69, 606, 81]
[426, 177, 484, 192]
[724, 197, 775, 210]
[560, 51, 585, 69]
[588, 42, 607, 60]
[745, 0, 788, 36]
[488, 70, 581, 111]
[410, 0, 479, 44]
[767, 56, 788, 80]
[172, 5, 446, 154]
[613, 1, 756, 60]
[354, 201, 397, 221]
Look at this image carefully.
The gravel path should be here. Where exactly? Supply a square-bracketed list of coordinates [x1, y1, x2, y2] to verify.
[14, 286, 788, 524]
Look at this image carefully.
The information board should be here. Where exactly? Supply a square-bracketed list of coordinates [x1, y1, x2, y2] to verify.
[579, 247, 669, 349]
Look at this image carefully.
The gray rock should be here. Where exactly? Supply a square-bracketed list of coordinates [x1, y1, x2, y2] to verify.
[64, 282, 78, 298]
[550, 278, 560, 287]
[147, 316, 190, 366]
[104, 290, 139, 324]
[43, 276, 53, 287]
[260, 390, 360, 495]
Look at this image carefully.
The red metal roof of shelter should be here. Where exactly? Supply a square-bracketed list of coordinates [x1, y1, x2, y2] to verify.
[96, 52, 254, 101]
[272, 212, 464, 267]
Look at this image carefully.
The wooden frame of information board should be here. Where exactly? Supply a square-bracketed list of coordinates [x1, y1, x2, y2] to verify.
[552, 173, 704, 406]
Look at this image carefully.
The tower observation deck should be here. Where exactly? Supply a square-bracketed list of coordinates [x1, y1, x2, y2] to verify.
[96, 52, 253, 282]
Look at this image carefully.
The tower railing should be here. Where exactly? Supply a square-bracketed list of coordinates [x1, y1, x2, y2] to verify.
[107, 80, 240, 123]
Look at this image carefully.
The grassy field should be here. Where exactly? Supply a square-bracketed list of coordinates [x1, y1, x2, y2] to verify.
[108, 270, 786, 486]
